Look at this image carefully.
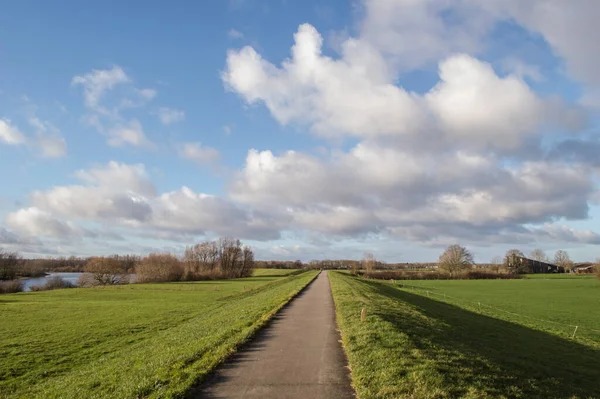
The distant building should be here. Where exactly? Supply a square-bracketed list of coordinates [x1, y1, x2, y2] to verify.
[573, 264, 596, 274]
[508, 256, 565, 273]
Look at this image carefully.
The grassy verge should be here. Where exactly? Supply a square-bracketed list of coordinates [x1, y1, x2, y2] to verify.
[329, 272, 600, 399]
[0, 270, 318, 398]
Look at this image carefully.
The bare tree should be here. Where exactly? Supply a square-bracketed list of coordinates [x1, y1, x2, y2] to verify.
[184, 241, 219, 278]
[554, 250, 574, 271]
[239, 246, 255, 278]
[438, 245, 473, 276]
[0, 250, 22, 281]
[504, 249, 526, 274]
[530, 249, 548, 263]
[362, 253, 377, 273]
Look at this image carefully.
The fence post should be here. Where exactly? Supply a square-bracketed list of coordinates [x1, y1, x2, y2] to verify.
[361, 307, 367, 322]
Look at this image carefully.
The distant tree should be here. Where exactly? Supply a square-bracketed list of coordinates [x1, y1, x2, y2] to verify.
[529, 249, 548, 263]
[0, 250, 22, 281]
[504, 249, 527, 274]
[595, 259, 600, 280]
[362, 253, 377, 273]
[84, 256, 130, 285]
[293, 260, 303, 269]
[136, 253, 184, 283]
[554, 250, 574, 271]
[438, 245, 473, 276]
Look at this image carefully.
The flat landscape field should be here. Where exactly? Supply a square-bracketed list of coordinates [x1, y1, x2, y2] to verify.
[0, 270, 317, 399]
[330, 272, 600, 399]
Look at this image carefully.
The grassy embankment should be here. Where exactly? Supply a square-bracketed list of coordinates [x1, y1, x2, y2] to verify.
[329, 272, 600, 399]
[0, 269, 317, 398]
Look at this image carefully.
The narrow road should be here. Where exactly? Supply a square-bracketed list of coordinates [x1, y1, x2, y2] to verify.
[195, 271, 355, 398]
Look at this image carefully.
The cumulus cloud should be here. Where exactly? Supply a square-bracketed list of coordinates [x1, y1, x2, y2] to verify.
[223, 24, 580, 148]
[157, 107, 185, 125]
[222, 20, 599, 248]
[0, 119, 26, 145]
[6, 207, 78, 238]
[10, 161, 280, 242]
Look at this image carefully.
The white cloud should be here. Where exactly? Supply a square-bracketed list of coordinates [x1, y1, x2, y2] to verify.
[107, 119, 154, 148]
[500, 58, 544, 82]
[223, 24, 577, 147]
[71, 66, 130, 112]
[425, 55, 544, 150]
[6, 207, 77, 238]
[179, 142, 220, 164]
[157, 107, 185, 125]
[0, 119, 26, 145]
[36, 135, 67, 158]
[17, 161, 280, 242]
[359, 0, 493, 71]
[74, 161, 156, 196]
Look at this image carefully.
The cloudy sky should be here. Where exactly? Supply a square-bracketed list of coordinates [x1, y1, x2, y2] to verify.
[1, 0, 600, 262]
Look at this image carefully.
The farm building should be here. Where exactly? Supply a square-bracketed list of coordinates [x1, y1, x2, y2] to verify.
[507, 256, 565, 274]
[573, 264, 596, 274]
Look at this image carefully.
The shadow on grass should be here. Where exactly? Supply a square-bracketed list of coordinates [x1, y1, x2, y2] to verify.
[360, 278, 600, 399]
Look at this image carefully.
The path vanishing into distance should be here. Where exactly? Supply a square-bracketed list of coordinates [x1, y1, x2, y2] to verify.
[195, 271, 355, 398]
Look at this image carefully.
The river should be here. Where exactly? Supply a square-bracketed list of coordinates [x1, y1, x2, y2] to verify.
[21, 272, 83, 291]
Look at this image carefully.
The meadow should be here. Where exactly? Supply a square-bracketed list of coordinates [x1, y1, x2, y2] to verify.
[329, 272, 600, 399]
[0, 269, 317, 399]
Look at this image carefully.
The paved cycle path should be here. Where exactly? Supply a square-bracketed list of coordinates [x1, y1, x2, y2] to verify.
[195, 271, 355, 398]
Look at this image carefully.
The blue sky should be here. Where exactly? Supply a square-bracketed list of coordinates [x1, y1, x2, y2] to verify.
[1, 0, 600, 263]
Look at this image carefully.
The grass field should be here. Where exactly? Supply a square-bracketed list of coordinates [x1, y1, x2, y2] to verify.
[0, 270, 318, 398]
[252, 268, 301, 277]
[330, 272, 600, 399]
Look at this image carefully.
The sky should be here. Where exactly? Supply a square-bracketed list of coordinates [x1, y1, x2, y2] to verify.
[1, 0, 600, 263]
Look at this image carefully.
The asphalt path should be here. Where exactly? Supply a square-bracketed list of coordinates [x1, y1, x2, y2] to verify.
[195, 271, 355, 398]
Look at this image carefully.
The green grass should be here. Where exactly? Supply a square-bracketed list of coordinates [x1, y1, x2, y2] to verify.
[524, 273, 595, 279]
[329, 272, 600, 399]
[252, 268, 302, 277]
[390, 277, 600, 343]
[0, 270, 318, 399]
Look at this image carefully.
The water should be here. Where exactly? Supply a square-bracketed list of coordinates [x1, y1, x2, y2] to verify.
[22, 272, 83, 292]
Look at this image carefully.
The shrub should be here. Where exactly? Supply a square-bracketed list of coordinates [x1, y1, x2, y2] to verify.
[136, 253, 184, 283]
[0, 280, 24, 294]
[29, 276, 76, 291]
[77, 273, 99, 288]
[45, 276, 75, 290]
[84, 256, 130, 285]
